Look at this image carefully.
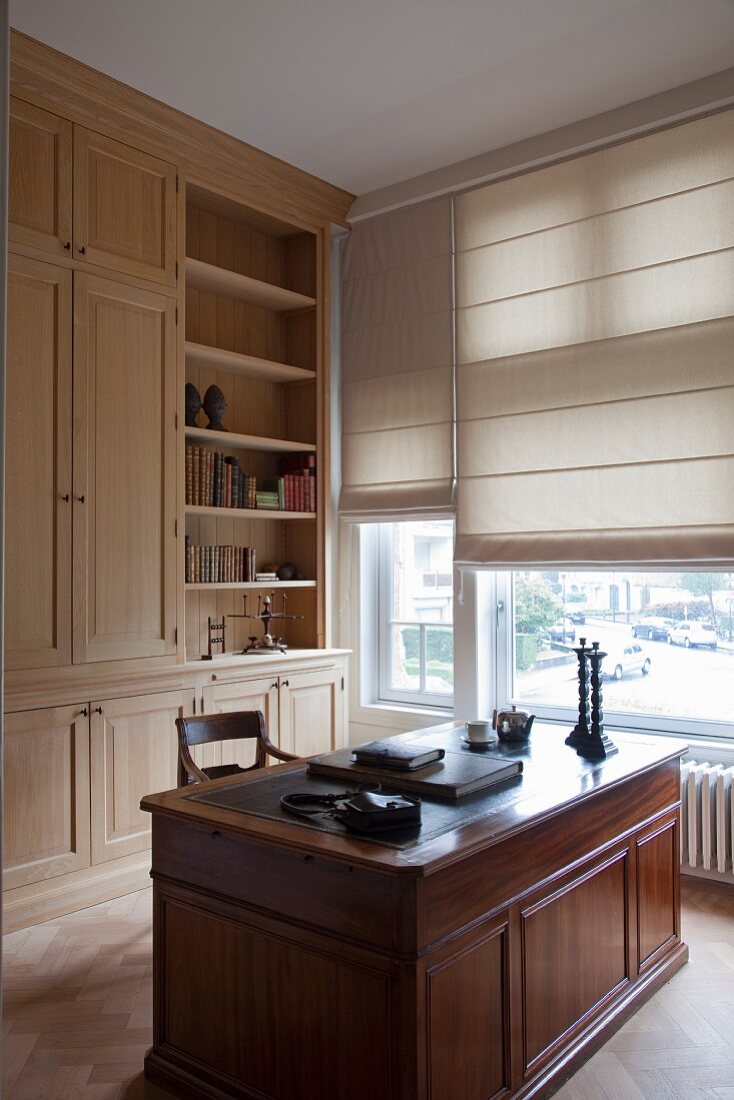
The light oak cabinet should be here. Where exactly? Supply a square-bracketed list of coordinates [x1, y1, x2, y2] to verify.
[5, 267, 178, 669]
[5, 254, 73, 670]
[202, 661, 347, 760]
[279, 667, 345, 756]
[9, 97, 176, 286]
[202, 675, 280, 770]
[8, 97, 72, 255]
[73, 128, 177, 286]
[3, 705, 91, 890]
[73, 274, 178, 663]
[90, 690, 185, 863]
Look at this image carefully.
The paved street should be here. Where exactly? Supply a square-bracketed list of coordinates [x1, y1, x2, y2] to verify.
[517, 617, 734, 723]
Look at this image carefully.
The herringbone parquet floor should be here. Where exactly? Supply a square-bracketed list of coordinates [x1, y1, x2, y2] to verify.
[2, 877, 733, 1099]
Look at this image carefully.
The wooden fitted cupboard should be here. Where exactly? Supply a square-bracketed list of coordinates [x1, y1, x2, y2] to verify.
[4, 30, 353, 931]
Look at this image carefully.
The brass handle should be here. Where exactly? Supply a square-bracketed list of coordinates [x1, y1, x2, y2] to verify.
[63, 241, 71, 250]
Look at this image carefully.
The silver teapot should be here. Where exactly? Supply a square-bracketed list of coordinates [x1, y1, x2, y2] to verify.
[492, 704, 535, 742]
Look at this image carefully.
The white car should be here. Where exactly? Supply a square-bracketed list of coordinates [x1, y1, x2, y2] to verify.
[668, 621, 718, 649]
[602, 643, 651, 680]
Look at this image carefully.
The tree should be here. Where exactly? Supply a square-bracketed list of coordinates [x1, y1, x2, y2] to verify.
[680, 573, 720, 626]
[514, 575, 561, 636]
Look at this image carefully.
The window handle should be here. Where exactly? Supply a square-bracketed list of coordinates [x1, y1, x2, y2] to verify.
[496, 600, 505, 629]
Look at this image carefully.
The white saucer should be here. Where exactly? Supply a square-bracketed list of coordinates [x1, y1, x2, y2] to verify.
[461, 733, 498, 749]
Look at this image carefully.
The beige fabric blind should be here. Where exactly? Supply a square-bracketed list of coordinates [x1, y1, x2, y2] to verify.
[340, 196, 455, 519]
[454, 109, 734, 568]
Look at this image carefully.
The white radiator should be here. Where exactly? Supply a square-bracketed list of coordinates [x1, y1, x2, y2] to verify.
[680, 761, 734, 876]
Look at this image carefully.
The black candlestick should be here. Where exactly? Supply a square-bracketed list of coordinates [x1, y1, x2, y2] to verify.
[565, 637, 590, 748]
[577, 641, 618, 760]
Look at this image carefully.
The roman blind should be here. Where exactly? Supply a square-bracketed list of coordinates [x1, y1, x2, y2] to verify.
[454, 109, 734, 568]
[340, 196, 454, 520]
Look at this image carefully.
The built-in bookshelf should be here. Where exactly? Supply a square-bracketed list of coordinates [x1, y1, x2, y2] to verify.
[184, 183, 320, 658]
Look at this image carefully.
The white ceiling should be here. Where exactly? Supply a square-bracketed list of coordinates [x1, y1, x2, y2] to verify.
[10, 0, 734, 196]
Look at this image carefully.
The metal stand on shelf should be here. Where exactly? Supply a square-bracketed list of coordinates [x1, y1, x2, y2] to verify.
[229, 593, 304, 655]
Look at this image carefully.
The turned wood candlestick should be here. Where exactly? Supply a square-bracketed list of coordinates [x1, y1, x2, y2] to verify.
[565, 637, 590, 748]
[577, 641, 618, 761]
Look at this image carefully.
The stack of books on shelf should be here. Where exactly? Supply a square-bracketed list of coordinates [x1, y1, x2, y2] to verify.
[279, 453, 316, 513]
[185, 445, 316, 512]
[186, 445, 256, 509]
[185, 539, 256, 584]
[254, 571, 279, 583]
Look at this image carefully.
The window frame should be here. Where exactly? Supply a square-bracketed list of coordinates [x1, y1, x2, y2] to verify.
[495, 570, 734, 745]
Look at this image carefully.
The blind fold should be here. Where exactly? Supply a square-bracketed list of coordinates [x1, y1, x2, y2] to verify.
[340, 196, 454, 520]
[454, 109, 734, 568]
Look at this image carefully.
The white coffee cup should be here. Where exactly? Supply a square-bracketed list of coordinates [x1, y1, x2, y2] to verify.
[466, 719, 494, 744]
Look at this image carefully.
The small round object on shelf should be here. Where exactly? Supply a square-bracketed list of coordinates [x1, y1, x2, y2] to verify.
[185, 382, 202, 427]
[277, 562, 298, 581]
[202, 384, 228, 431]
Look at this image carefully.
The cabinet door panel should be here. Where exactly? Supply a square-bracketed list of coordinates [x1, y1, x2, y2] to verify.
[90, 690, 184, 863]
[279, 669, 343, 757]
[6, 254, 72, 669]
[202, 677, 279, 768]
[9, 98, 72, 255]
[73, 274, 177, 662]
[3, 705, 90, 889]
[74, 128, 176, 285]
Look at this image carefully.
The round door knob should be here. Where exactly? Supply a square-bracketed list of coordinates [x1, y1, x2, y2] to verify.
[80, 707, 88, 717]
[61, 493, 70, 502]
[78, 246, 86, 255]
[63, 241, 71, 250]
[77, 494, 85, 503]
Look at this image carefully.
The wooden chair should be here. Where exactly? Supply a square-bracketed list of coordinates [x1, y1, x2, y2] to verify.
[175, 710, 297, 785]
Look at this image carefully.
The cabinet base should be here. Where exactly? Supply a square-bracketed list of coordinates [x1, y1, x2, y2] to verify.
[3, 853, 152, 932]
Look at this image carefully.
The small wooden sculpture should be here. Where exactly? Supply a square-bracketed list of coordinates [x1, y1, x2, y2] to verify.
[202, 384, 228, 431]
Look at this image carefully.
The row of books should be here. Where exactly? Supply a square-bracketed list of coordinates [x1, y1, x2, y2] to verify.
[186, 447, 256, 509]
[185, 445, 316, 513]
[185, 543, 256, 584]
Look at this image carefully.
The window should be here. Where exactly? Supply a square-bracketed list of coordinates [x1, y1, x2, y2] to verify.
[498, 570, 734, 739]
[377, 520, 454, 707]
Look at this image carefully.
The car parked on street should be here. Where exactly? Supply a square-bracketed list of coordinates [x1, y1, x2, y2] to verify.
[668, 621, 718, 649]
[567, 610, 586, 624]
[630, 616, 673, 642]
[549, 617, 576, 643]
[602, 643, 651, 680]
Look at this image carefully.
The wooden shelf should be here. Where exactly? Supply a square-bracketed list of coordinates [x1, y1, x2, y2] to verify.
[186, 505, 315, 521]
[186, 258, 316, 312]
[185, 580, 316, 591]
[185, 426, 315, 454]
[185, 341, 315, 383]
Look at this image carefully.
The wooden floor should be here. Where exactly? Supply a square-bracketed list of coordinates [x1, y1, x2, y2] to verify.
[2, 877, 733, 1099]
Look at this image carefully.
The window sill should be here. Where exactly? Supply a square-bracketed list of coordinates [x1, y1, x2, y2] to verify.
[350, 701, 453, 734]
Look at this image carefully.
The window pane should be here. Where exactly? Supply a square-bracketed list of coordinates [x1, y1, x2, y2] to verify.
[426, 625, 454, 695]
[378, 520, 454, 706]
[388, 624, 421, 691]
[390, 522, 454, 623]
[511, 570, 734, 725]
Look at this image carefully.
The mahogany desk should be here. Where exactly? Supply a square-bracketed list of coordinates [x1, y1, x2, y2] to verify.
[142, 723, 688, 1100]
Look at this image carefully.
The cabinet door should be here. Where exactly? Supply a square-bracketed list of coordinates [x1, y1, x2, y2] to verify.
[6, 254, 73, 670]
[73, 273, 177, 663]
[74, 127, 177, 285]
[279, 668, 344, 757]
[3, 705, 90, 889]
[9, 98, 72, 256]
[202, 677, 279, 769]
[90, 690, 184, 863]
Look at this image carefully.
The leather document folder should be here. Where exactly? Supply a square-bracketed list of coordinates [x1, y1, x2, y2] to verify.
[307, 747, 522, 800]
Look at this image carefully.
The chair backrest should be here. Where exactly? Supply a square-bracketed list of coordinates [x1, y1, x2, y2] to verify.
[175, 710, 294, 785]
